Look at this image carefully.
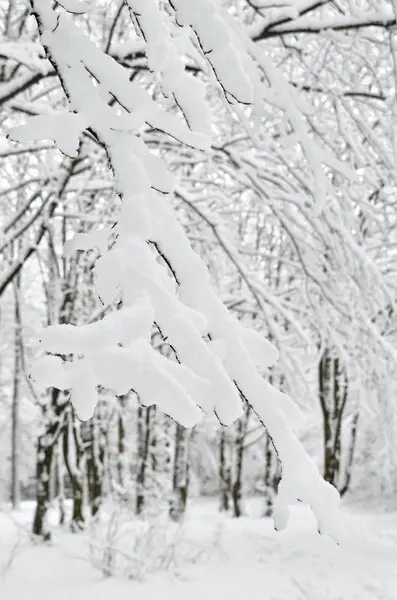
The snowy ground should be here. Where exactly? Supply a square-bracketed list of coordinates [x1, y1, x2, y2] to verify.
[0, 498, 396, 600]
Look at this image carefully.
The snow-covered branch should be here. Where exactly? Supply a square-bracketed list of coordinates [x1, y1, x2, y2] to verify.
[250, 5, 396, 40]
[5, 0, 345, 538]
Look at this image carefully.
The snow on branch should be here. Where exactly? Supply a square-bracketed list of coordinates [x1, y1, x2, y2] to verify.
[8, 111, 86, 158]
[55, 0, 88, 14]
[126, 0, 211, 135]
[168, 0, 254, 104]
[0, 41, 48, 72]
[250, 6, 396, 39]
[10, 0, 342, 539]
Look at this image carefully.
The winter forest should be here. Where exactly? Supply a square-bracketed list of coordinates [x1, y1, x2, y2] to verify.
[0, 0, 397, 598]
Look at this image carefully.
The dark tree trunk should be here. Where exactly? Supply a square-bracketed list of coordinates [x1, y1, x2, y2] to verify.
[319, 348, 349, 490]
[232, 404, 250, 518]
[33, 437, 54, 540]
[156, 413, 173, 511]
[219, 428, 232, 512]
[86, 415, 106, 517]
[32, 390, 66, 539]
[71, 487, 84, 530]
[263, 433, 276, 517]
[136, 404, 154, 515]
[117, 395, 127, 488]
[170, 424, 190, 521]
[63, 410, 85, 531]
[150, 418, 158, 473]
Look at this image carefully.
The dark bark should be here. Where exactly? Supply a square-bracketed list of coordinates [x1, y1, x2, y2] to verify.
[319, 347, 349, 490]
[86, 415, 106, 517]
[136, 404, 154, 515]
[150, 417, 158, 473]
[32, 389, 66, 539]
[71, 488, 84, 530]
[170, 424, 190, 521]
[32, 441, 53, 540]
[262, 432, 281, 517]
[117, 395, 127, 488]
[263, 433, 274, 517]
[62, 411, 85, 531]
[232, 404, 250, 518]
[219, 428, 232, 512]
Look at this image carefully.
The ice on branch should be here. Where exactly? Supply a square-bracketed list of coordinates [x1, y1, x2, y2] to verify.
[18, 0, 342, 541]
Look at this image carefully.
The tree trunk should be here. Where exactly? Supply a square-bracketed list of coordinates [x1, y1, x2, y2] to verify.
[117, 395, 127, 488]
[56, 446, 66, 526]
[33, 440, 54, 540]
[10, 274, 21, 510]
[32, 389, 66, 539]
[263, 372, 283, 517]
[155, 412, 173, 511]
[263, 433, 275, 517]
[63, 410, 85, 531]
[170, 424, 190, 521]
[339, 410, 359, 497]
[232, 404, 250, 518]
[136, 404, 154, 515]
[219, 428, 232, 512]
[86, 413, 106, 517]
[319, 348, 349, 490]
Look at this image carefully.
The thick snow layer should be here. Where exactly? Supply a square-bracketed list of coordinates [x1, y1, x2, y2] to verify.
[0, 41, 48, 72]
[56, 0, 88, 14]
[170, 0, 253, 104]
[63, 229, 110, 257]
[8, 112, 87, 158]
[0, 500, 396, 600]
[125, 0, 211, 136]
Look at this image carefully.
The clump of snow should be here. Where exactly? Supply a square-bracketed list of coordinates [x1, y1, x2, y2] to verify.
[0, 41, 48, 72]
[56, 0, 88, 14]
[64, 228, 110, 257]
[7, 112, 87, 158]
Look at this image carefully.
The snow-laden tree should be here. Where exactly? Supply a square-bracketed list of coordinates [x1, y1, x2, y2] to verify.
[3, 0, 397, 535]
[5, 0, 349, 539]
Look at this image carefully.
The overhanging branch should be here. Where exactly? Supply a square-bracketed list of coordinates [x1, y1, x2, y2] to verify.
[251, 9, 396, 40]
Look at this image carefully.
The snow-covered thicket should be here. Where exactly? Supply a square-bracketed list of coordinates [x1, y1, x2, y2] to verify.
[1, 0, 397, 544]
[6, 0, 346, 538]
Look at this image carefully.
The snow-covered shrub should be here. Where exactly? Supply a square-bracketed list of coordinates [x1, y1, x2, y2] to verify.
[86, 499, 224, 580]
[0, 513, 37, 578]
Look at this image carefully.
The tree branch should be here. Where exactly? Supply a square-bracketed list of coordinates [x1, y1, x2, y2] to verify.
[251, 8, 396, 40]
